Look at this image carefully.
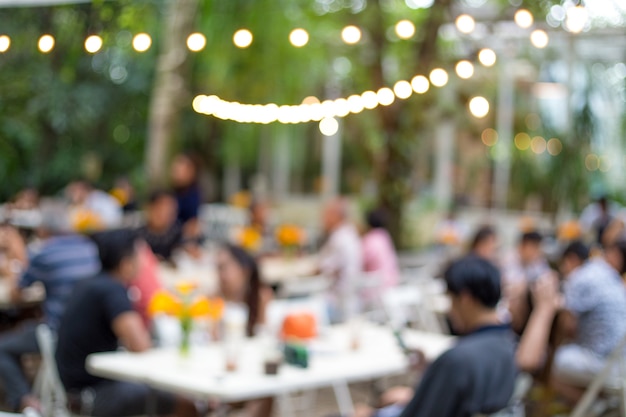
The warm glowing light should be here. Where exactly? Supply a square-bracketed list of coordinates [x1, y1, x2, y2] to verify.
[395, 20, 416, 39]
[341, 25, 362, 45]
[361, 91, 379, 109]
[469, 96, 489, 118]
[319, 117, 339, 136]
[455, 14, 476, 34]
[347, 95, 364, 114]
[411, 75, 430, 94]
[0, 35, 10, 53]
[393, 80, 413, 99]
[233, 29, 253, 48]
[455, 60, 474, 79]
[478, 48, 496, 67]
[132, 33, 152, 52]
[377, 87, 395, 106]
[481, 129, 498, 146]
[530, 30, 549, 49]
[547, 138, 562, 156]
[585, 154, 599, 171]
[38, 34, 55, 53]
[289, 28, 309, 47]
[187, 33, 207, 52]
[530, 136, 547, 154]
[514, 9, 534, 29]
[84, 35, 103, 54]
[514, 133, 531, 150]
[302, 96, 320, 105]
[334, 98, 350, 117]
[565, 6, 588, 33]
[429, 68, 448, 87]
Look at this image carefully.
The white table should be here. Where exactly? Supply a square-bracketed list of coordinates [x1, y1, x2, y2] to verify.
[87, 325, 454, 415]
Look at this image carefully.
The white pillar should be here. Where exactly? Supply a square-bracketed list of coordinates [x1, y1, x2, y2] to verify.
[321, 125, 342, 198]
[493, 55, 515, 210]
[272, 131, 290, 200]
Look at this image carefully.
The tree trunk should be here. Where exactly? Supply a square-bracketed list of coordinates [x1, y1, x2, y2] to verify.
[374, 0, 452, 247]
[145, 0, 199, 187]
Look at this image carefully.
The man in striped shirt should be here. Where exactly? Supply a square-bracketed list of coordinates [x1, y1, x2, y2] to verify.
[0, 204, 100, 412]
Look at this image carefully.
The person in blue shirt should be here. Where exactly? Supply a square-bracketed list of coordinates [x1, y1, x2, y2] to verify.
[0, 204, 100, 412]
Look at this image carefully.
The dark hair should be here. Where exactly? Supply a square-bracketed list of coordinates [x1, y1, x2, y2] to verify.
[562, 240, 590, 264]
[223, 244, 262, 337]
[444, 256, 501, 309]
[520, 231, 543, 245]
[608, 240, 626, 275]
[91, 229, 138, 272]
[148, 189, 175, 205]
[471, 225, 496, 251]
[366, 209, 389, 230]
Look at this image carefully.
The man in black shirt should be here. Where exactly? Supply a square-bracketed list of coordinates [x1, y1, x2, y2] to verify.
[356, 256, 518, 417]
[136, 190, 184, 261]
[55, 229, 197, 417]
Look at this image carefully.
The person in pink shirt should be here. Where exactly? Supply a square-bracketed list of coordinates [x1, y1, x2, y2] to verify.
[362, 209, 400, 292]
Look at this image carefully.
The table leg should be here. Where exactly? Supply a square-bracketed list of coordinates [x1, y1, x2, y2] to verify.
[278, 393, 296, 417]
[332, 381, 354, 417]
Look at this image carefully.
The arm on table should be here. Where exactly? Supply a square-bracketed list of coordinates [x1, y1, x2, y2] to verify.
[112, 312, 152, 352]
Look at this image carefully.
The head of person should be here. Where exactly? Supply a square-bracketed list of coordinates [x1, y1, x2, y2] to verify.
[322, 198, 349, 234]
[91, 229, 140, 285]
[366, 208, 389, 232]
[518, 231, 544, 264]
[249, 199, 270, 229]
[444, 256, 501, 334]
[559, 240, 589, 277]
[146, 190, 178, 232]
[598, 196, 609, 214]
[605, 240, 626, 276]
[470, 225, 498, 261]
[216, 244, 261, 336]
[170, 154, 198, 188]
[66, 180, 93, 205]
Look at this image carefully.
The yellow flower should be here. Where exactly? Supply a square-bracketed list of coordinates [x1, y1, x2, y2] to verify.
[187, 296, 210, 318]
[558, 221, 581, 241]
[175, 281, 198, 297]
[276, 224, 304, 247]
[148, 290, 183, 317]
[109, 188, 128, 206]
[71, 209, 104, 233]
[238, 227, 262, 251]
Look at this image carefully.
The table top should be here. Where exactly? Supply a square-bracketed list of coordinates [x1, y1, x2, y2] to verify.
[87, 325, 454, 402]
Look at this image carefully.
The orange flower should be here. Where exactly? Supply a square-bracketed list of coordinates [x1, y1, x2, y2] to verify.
[206, 297, 225, 321]
[558, 221, 582, 241]
[71, 209, 104, 233]
[187, 296, 210, 318]
[148, 290, 183, 317]
[175, 281, 198, 296]
[238, 227, 262, 251]
[276, 224, 304, 247]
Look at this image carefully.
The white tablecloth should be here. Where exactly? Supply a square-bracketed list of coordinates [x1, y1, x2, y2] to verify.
[87, 325, 454, 402]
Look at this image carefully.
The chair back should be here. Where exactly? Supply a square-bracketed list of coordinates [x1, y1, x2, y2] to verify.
[34, 324, 70, 417]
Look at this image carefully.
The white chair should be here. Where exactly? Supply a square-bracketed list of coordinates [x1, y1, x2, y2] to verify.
[570, 333, 626, 417]
[382, 285, 447, 333]
[33, 325, 71, 417]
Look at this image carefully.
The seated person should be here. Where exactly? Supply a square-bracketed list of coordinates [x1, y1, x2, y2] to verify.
[468, 225, 499, 263]
[361, 208, 399, 294]
[355, 256, 518, 417]
[551, 241, 626, 403]
[55, 229, 197, 417]
[136, 190, 183, 261]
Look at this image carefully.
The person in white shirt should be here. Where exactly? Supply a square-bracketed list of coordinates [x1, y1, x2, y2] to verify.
[319, 198, 363, 322]
[66, 180, 122, 228]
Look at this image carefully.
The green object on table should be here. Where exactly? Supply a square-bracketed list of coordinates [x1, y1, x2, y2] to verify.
[283, 343, 308, 368]
[180, 315, 192, 357]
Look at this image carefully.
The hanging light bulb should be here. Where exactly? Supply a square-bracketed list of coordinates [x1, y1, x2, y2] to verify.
[514, 9, 534, 29]
[233, 29, 253, 48]
[478, 48, 497, 67]
[132, 33, 152, 52]
[187, 33, 207, 52]
[84, 35, 103, 54]
[455, 14, 475, 34]
[38, 34, 55, 53]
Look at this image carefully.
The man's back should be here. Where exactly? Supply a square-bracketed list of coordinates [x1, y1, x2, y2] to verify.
[400, 326, 517, 417]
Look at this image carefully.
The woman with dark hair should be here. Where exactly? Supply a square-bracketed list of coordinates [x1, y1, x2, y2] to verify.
[216, 244, 273, 337]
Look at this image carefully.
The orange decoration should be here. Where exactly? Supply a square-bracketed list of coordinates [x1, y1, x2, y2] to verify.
[281, 313, 317, 341]
[276, 224, 305, 248]
[238, 227, 262, 252]
[558, 220, 582, 241]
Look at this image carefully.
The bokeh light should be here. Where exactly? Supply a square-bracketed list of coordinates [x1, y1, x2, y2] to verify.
[530, 30, 549, 48]
[481, 128, 498, 146]
[341, 25, 362, 44]
[347, 95, 365, 114]
[393, 80, 413, 99]
[395, 20, 416, 39]
[530, 136, 547, 154]
[478, 48, 496, 67]
[38, 34, 55, 53]
[514, 133, 531, 150]
[514, 9, 534, 28]
[565, 6, 588, 33]
[411, 75, 430, 94]
[455, 60, 474, 79]
[187, 33, 207, 52]
[469, 96, 490, 118]
[84, 35, 103, 54]
[0, 35, 10, 53]
[455, 14, 476, 34]
[233, 29, 253, 48]
[429, 68, 448, 87]
[319, 117, 339, 136]
[585, 154, 599, 171]
[289, 28, 309, 47]
[547, 138, 563, 155]
[361, 91, 378, 109]
[132, 33, 152, 52]
[377, 87, 395, 106]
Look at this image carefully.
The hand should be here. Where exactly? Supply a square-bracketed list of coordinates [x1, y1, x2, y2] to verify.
[531, 272, 561, 313]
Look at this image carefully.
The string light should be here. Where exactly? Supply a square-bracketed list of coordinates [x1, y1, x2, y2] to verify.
[38, 34, 55, 53]
[0, 35, 10, 53]
[187, 33, 207, 52]
[530, 30, 549, 48]
[84, 35, 103, 54]
[361, 91, 378, 109]
[455, 60, 474, 79]
[393, 80, 413, 99]
[565, 6, 587, 33]
[377, 87, 395, 106]
[319, 117, 339, 136]
[514, 133, 531, 150]
[395, 20, 416, 39]
[455, 14, 475, 34]
[429, 68, 448, 87]
[530, 136, 547, 154]
[411, 75, 429, 94]
[547, 138, 562, 156]
[132, 33, 151, 52]
[514, 9, 534, 29]
[233, 29, 253, 48]
[469, 96, 489, 118]
[478, 48, 497, 67]
[341, 25, 362, 44]
[289, 29, 309, 47]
